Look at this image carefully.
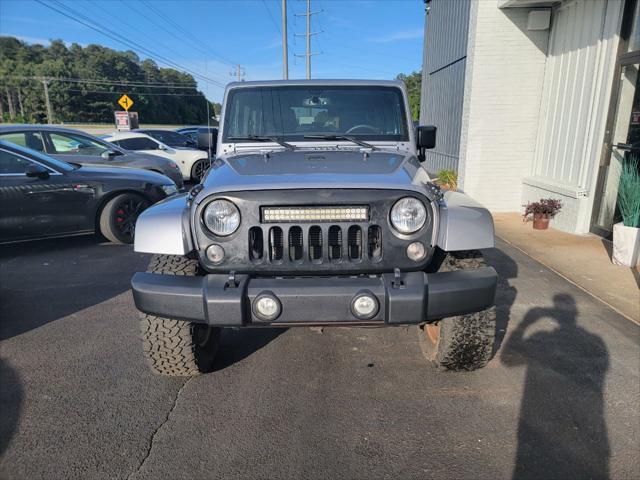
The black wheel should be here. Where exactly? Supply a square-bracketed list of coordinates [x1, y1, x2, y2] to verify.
[99, 193, 149, 244]
[140, 254, 221, 376]
[418, 250, 497, 371]
[191, 158, 210, 182]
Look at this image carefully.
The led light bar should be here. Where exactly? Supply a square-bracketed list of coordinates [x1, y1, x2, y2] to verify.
[262, 206, 369, 223]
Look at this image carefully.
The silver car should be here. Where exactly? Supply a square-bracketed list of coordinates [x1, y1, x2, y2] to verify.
[0, 125, 184, 188]
[130, 80, 498, 377]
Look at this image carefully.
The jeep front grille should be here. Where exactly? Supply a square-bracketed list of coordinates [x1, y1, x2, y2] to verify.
[249, 224, 380, 265]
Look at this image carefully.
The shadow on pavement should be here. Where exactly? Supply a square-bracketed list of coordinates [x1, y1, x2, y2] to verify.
[501, 294, 610, 479]
[0, 235, 148, 341]
[214, 328, 287, 371]
[483, 247, 518, 357]
[0, 357, 22, 456]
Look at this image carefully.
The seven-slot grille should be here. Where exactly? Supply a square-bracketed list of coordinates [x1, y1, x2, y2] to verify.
[248, 223, 382, 264]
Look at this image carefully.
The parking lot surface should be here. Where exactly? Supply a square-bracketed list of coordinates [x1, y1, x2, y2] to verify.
[1, 237, 638, 479]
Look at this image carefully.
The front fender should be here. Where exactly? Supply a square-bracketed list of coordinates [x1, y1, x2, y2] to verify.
[134, 193, 193, 255]
[437, 191, 495, 252]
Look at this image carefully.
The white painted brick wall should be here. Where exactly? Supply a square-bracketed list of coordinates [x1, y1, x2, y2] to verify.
[458, 2, 549, 212]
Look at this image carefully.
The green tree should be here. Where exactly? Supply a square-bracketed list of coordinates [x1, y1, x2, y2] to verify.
[396, 70, 422, 121]
[0, 36, 214, 124]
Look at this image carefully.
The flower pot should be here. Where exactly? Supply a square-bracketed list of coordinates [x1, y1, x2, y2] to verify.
[612, 222, 640, 267]
[532, 214, 550, 230]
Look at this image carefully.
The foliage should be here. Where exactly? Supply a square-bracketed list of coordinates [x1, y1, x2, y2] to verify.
[396, 71, 421, 121]
[0, 36, 221, 124]
[618, 155, 640, 228]
[436, 169, 457, 190]
[523, 198, 563, 221]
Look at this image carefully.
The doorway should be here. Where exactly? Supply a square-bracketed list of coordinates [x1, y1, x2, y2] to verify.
[591, 0, 640, 237]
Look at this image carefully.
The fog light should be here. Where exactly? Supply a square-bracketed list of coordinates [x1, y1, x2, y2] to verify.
[406, 241, 426, 261]
[206, 244, 225, 264]
[351, 291, 379, 320]
[253, 292, 282, 321]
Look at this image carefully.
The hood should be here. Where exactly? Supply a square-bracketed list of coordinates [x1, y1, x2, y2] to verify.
[201, 149, 431, 195]
[72, 164, 173, 184]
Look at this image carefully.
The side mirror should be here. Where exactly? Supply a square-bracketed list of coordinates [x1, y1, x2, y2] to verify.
[197, 128, 217, 154]
[416, 125, 437, 150]
[101, 150, 119, 159]
[25, 164, 50, 179]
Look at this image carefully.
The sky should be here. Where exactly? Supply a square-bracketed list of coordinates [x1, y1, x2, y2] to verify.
[0, 0, 426, 102]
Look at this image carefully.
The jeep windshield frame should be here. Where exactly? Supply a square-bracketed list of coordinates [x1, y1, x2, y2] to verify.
[222, 85, 410, 144]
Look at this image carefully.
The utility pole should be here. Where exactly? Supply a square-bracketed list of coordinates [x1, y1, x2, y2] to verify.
[40, 77, 53, 124]
[230, 64, 245, 82]
[294, 0, 322, 79]
[282, 0, 288, 79]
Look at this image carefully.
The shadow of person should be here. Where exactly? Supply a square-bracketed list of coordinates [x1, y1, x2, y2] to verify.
[501, 294, 610, 480]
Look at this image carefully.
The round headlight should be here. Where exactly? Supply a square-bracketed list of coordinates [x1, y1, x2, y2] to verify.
[203, 199, 240, 236]
[390, 197, 427, 234]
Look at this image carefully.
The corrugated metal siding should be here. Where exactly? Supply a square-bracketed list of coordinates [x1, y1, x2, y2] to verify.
[532, 0, 608, 187]
[420, 0, 471, 174]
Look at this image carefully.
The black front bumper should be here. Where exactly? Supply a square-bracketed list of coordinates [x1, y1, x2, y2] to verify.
[131, 268, 497, 327]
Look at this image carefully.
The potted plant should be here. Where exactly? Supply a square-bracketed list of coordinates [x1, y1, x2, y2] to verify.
[613, 156, 640, 267]
[436, 169, 457, 190]
[523, 198, 562, 230]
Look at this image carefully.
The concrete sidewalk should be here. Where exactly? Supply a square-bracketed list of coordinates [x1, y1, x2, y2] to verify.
[493, 213, 639, 323]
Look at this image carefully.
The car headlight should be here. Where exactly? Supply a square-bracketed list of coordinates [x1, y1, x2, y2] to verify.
[390, 197, 427, 234]
[161, 184, 178, 196]
[203, 199, 240, 236]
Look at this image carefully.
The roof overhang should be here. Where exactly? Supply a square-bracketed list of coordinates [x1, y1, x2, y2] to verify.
[498, 0, 559, 8]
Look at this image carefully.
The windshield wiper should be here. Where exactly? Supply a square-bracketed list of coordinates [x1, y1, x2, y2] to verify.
[303, 134, 378, 150]
[227, 135, 296, 151]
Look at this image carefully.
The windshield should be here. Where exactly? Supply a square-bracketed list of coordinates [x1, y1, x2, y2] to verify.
[0, 140, 75, 172]
[144, 130, 193, 147]
[223, 86, 409, 143]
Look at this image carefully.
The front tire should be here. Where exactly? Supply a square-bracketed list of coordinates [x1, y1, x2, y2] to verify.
[419, 250, 497, 371]
[139, 255, 221, 376]
[99, 193, 149, 244]
[190, 158, 210, 183]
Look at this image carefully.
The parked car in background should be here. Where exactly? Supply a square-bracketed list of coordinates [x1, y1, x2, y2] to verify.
[136, 129, 196, 148]
[0, 125, 184, 188]
[176, 126, 218, 155]
[0, 140, 177, 244]
[104, 131, 211, 182]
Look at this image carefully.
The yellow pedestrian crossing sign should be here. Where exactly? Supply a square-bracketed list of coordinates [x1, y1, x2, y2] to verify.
[118, 94, 134, 111]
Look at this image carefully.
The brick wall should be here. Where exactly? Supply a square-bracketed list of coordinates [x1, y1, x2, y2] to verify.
[458, 3, 549, 212]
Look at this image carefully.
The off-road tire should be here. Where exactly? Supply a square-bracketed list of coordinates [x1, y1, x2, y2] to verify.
[418, 250, 496, 371]
[139, 254, 221, 376]
[99, 193, 149, 244]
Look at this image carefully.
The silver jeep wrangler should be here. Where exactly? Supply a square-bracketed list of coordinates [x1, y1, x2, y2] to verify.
[131, 80, 498, 376]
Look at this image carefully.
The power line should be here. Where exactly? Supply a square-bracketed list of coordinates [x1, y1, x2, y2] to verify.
[3, 76, 201, 89]
[138, 0, 238, 68]
[262, 0, 282, 35]
[34, 0, 227, 90]
[60, 88, 205, 97]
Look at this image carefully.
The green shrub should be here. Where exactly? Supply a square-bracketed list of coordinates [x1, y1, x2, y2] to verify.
[618, 155, 640, 228]
[436, 169, 458, 190]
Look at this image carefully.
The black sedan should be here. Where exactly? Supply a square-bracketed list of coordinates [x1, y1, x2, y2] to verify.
[0, 140, 178, 245]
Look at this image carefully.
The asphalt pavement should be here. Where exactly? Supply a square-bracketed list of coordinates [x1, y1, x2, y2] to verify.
[0, 236, 638, 480]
